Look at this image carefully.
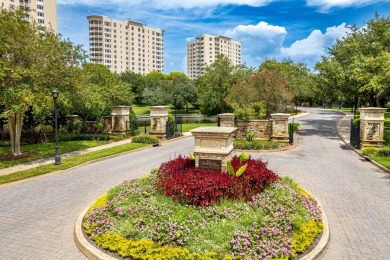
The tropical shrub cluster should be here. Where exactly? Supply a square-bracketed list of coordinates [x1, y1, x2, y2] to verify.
[156, 156, 278, 206]
[83, 156, 323, 259]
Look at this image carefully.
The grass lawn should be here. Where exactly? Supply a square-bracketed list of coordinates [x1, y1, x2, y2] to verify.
[181, 122, 217, 132]
[370, 156, 390, 169]
[0, 142, 148, 185]
[132, 103, 201, 116]
[132, 104, 150, 115]
[137, 122, 217, 135]
[0, 140, 110, 169]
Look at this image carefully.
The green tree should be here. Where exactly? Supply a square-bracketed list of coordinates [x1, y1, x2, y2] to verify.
[66, 64, 133, 125]
[226, 69, 292, 119]
[172, 82, 197, 112]
[196, 54, 252, 116]
[318, 14, 390, 110]
[259, 59, 314, 106]
[314, 56, 344, 108]
[118, 71, 145, 103]
[0, 9, 86, 156]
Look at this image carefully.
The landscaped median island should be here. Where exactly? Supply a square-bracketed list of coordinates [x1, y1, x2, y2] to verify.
[81, 155, 324, 259]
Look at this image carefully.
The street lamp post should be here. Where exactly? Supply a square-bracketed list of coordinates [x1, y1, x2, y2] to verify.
[51, 89, 61, 165]
[173, 94, 178, 135]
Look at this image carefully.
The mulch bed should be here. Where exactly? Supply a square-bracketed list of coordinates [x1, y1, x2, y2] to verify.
[0, 152, 37, 162]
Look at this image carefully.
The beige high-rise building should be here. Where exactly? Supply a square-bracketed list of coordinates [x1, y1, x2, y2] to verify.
[87, 15, 164, 74]
[0, 0, 57, 33]
[187, 34, 242, 80]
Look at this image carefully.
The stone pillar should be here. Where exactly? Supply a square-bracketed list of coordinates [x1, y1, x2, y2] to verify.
[271, 113, 290, 143]
[359, 107, 387, 147]
[150, 106, 169, 139]
[190, 126, 237, 172]
[218, 113, 235, 127]
[101, 116, 113, 133]
[111, 106, 130, 134]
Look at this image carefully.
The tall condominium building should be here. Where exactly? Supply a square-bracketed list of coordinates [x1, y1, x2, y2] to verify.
[187, 34, 242, 80]
[87, 15, 164, 74]
[0, 0, 57, 33]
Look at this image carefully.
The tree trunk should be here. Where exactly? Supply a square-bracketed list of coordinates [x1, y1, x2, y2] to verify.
[376, 95, 381, 107]
[8, 112, 23, 156]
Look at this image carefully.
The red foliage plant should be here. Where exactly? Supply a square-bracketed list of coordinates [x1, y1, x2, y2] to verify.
[156, 156, 279, 207]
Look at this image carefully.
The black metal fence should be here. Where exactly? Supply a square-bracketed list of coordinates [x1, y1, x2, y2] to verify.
[166, 116, 182, 139]
[350, 119, 360, 148]
[288, 118, 294, 145]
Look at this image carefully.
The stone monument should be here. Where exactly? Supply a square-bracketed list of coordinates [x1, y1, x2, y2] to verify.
[359, 107, 387, 147]
[271, 113, 290, 143]
[150, 106, 169, 140]
[190, 126, 237, 172]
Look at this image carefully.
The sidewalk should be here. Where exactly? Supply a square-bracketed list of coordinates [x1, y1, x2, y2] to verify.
[0, 138, 132, 176]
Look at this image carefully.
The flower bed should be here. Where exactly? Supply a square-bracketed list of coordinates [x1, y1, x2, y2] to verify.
[83, 156, 323, 259]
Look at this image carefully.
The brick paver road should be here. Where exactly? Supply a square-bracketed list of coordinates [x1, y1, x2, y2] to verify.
[0, 108, 389, 259]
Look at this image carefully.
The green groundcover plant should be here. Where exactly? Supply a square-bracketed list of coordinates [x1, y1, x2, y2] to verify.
[83, 156, 323, 260]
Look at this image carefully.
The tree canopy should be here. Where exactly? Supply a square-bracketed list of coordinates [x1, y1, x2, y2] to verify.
[196, 54, 253, 116]
[316, 14, 390, 109]
[0, 8, 86, 155]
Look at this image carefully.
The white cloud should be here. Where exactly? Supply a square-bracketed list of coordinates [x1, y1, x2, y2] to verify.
[306, 0, 390, 10]
[225, 21, 287, 67]
[58, 0, 276, 9]
[279, 23, 349, 68]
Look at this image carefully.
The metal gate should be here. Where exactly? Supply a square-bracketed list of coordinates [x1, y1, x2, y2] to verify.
[166, 116, 182, 139]
[288, 118, 294, 144]
[350, 119, 360, 148]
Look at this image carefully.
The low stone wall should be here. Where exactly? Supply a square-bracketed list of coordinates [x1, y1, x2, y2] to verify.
[235, 120, 272, 140]
[218, 113, 290, 142]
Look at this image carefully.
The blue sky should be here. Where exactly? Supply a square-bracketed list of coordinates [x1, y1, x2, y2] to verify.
[57, 0, 390, 73]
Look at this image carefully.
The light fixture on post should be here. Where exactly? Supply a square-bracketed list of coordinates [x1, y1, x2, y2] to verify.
[173, 94, 178, 135]
[51, 89, 61, 165]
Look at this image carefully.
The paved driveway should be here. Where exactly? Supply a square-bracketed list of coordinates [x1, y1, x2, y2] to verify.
[0, 108, 389, 259]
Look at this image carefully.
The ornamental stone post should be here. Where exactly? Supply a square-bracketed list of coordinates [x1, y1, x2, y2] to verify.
[150, 106, 169, 140]
[111, 106, 130, 134]
[218, 113, 235, 127]
[271, 113, 290, 143]
[190, 126, 237, 172]
[359, 107, 387, 147]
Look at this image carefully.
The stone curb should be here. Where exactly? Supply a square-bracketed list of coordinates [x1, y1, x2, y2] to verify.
[300, 189, 330, 260]
[335, 112, 390, 175]
[290, 109, 310, 119]
[75, 184, 330, 260]
[74, 194, 116, 260]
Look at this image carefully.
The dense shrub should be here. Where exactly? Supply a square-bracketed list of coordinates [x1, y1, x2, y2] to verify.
[377, 147, 390, 156]
[156, 156, 279, 206]
[234, 140, 282, 150]
[361, 147, 379, 156]
[132, 134, 159, 144]
[58, 133, 129, 142]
